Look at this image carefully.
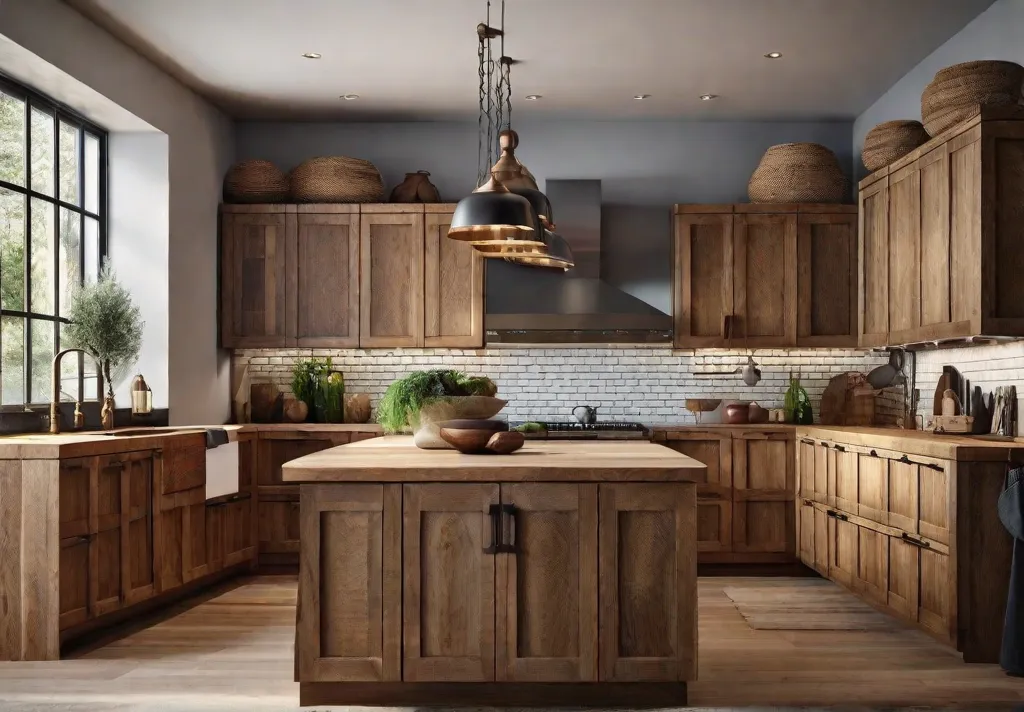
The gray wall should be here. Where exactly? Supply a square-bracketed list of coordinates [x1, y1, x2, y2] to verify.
[853, 0, 1022, 180]
[237, 119, 852, 313]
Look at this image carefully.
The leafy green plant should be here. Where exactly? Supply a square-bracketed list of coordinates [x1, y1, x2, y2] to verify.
[63, 266, 144, 399]
[291, 358, 334, 422]
[376, 369, 497, 433]
[319, 371, 345, 423]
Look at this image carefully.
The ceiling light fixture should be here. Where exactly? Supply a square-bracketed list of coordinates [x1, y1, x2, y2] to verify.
[633, 94, 651, 100]
[302, 52, 322, 59]
[524, 94, 542, 101]
[340, 94, 359, 100]
[699, 94, 719, 101]
[764, 51, 782, 59]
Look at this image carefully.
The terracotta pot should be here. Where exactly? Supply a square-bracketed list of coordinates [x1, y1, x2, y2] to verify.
[723, 402, 750, 425]
[748, 402, 770, 424]
[390, 171, 440, 203]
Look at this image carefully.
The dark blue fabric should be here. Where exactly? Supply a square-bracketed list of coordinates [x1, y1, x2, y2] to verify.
[999, 468, 1024, 675]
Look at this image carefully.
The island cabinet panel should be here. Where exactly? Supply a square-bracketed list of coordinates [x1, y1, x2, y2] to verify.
[360, 213, 425, 348]
[498, 484, 598, 682]
[598, 484, 696, 682]
[424, 209, 484, 348]
[220, 208, 293, 349]
[732, 433, 795, 554]
[297, 484, 401, 682]
[659, 432, 732, 553]
[732, 213, 797, 346]
[403, 483, 498, 682]
[796, 213, 858, 346]
[293, 212, 360, 348]
[672, 212, 734, 348]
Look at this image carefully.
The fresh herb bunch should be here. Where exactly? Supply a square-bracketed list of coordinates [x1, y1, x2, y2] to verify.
[376, 369, 497, 433]
[291, 358, 334, 419]
[63, 266, 144, 399]
[319, 371, 345, 423]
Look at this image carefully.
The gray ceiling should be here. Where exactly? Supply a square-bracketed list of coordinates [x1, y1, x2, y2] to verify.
[69, 0, 995, 121]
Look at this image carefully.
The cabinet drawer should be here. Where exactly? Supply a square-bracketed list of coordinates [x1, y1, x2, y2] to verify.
[887, 458, 918, 532]
[258, 436, 350, 486]
[258, 497, 301, 554]
[834, 448, 858, 513]
[161, 437, 206, 494]
[855, 526, 887, 605]
[919, 462, 950, 546]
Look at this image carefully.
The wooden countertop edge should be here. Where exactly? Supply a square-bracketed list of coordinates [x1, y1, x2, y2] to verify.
[796, 425, 1024, 461]
[282, 468, 703, 483]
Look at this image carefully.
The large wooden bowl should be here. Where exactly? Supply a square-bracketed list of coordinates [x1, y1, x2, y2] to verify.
[412, 396, 508, 449]
[439, 419, 508, 454]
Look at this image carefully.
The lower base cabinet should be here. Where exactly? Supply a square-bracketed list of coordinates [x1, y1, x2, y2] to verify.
[296, 482, 696, 686]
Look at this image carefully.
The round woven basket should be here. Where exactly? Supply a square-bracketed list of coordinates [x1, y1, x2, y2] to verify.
[290, 156, 385, 203]
[747, 143, 847, 203]
[921, 60, 1024, 136]
[222, 160, 289, 203]
[862, 120, 930, 172]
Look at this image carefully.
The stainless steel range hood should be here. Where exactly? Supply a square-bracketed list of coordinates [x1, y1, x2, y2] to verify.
[485, 179, 673, 343]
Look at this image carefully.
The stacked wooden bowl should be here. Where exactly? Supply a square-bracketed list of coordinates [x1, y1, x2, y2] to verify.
[861, 120, 930, 172]
[289, 156, 385, 203]
[921, 60, 1024, 136]
[222, 160, 289, 203]
[747, 143, 847, 203]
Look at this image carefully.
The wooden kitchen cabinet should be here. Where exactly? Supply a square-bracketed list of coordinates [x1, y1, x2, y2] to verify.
[424, 206, 484, 348]
[732, 432, 795, 555]
[293, 208, 360, 347]
[360, 208, 425, 348]
[220, 205, 293, 348]
[258, 492, 301, 562]
[658, 431, 732, 553]
[858, 107, 1024, 346]
[673, 204, 857, 349]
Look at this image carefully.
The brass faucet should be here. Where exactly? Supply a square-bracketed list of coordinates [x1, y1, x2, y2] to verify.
[50, 348, 89, 434]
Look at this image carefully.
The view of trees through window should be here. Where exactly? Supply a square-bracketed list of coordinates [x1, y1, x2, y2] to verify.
[0, 77, 105, 407]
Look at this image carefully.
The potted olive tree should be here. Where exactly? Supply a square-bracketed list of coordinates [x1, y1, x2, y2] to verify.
[64, 267, 144, 429]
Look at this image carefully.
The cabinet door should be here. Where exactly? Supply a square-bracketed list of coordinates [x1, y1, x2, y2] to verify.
[160, 434, 205, 494]
[732, 213, 797, 346]
[798, 439, 815, 500]
[798, 502, 815, 569]
[673, 212, 733, 348]
[598, 484, 696, 682]
[222, 495, 254, 566]
[732, 433, 795, 554]
[918, 462, 950, 546]
[919, 547, 954, 642]
[887, 534, 920, 620]
[835, 448, 858, 513]
[294, 211, 360, 347]
[183, 501, 209, 583]
[919, 145, 952, 330]
[855, 525, 888, 604]
[814, 441, 831, 504]
[796, 213, 858, 346]
[499, 484, 597, 682]
[424, 207, 484, 348]
[360, 212, 425, 347]
[948, 128, 981, 327]
[403, 483, 498, 682]
[813, 506, 829, 574]
[220, 209, 292, 348]
[859, 177, 889, 346]
[123, 453, 155, 605]
[156, 505, 184, 592]
[258, 493, 301, 556]
[92, 456, 123, 617]
[660, 433, 731, 553]
[888, 161, 922, 341]
[297, 484, 401, 682]
[59, 457, 92, 539]
[887, 458, 919, 533]
[829, 513, 858, 588]
[857, 452, 888, 524]
[59, 536, 91, 630]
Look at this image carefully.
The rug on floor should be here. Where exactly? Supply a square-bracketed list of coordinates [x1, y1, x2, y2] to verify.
[722, 578, 902, 631]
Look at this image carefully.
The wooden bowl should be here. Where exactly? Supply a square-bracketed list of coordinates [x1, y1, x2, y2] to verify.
[438, 419, 509, 454]
[685, 398, 722, 413]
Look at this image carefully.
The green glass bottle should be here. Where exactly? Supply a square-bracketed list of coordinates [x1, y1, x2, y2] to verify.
[784, 376, 813, 424]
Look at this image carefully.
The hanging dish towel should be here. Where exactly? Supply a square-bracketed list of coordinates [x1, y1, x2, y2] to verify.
[998, 466, 1024, 675]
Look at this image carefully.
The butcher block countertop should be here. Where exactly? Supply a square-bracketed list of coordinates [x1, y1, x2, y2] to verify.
[282, 435, 706, 483]
[797, 425, 1024, 461]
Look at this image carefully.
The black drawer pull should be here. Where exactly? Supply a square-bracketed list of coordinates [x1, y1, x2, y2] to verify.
[901, 532, 931, 549]
[834, 512, 849, 521]
[801, 438, 816, 446]
[803, 499, 814, 507]
[870, 450, 879, 457]
[924, 462, 945, 472]
[835, 445, 846, 452]
[900, 455, 911, 464]
[826, 510, 837, 518]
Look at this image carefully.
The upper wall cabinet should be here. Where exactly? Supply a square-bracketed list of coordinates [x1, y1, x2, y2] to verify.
[858, 106, 1024, 347]
[220, 204, 484, 349]
[673, 204, 858, 349]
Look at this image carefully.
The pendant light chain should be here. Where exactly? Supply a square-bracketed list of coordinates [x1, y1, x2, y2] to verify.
[476, 30, 487, 187]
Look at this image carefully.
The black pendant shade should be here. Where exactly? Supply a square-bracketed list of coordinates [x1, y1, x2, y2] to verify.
[447, 177, 541, 254]
[505, 230, 574, 270]
[511, 186, 553, 229]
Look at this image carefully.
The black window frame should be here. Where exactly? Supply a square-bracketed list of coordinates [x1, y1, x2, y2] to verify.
[0, 72, 108, 408]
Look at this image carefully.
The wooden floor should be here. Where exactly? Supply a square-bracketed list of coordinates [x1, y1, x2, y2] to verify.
[0, 575, 1021, 710]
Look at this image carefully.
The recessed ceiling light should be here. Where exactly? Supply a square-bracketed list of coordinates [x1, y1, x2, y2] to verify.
[633, 94, 652, 100]
[699, 94, 719, 101]
[302, 52, 322, 59]
[764, 51, 782, 59]
[524, 94, 542, 101]
[340, 94, 359, 100]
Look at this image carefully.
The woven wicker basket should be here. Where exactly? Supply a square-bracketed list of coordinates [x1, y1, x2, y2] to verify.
[921, 60, 1024, 136]
[290, 156, 385, 203]
[862, 120, 930, 172]
[747, 143, 847, 203]
[222, 160, 289, 203]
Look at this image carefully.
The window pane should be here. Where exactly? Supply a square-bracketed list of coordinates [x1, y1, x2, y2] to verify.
[58, 121, 80, 207]
[30, 107, 54, 196]
[0, 188, 25, 311]
[0, 92, 26, 186]
[29, 198, 54, 315]
[58, 322, 80, 402]
[83, 344, 98, 401]
[84, 217, 99, 284]
[59, 208, 80, 317]
[84, 133, 100, 214]
[1, 316, 24, 405]
[29, 318, 54, 403]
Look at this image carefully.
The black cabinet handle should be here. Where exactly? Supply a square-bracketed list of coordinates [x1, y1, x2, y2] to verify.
[901, 532, 931, 549]
[801, 438, 816, 446]
[870, 450, 879, 457]
[835, 445, 846, 452]
[803, 499, 814, 506]
[923, 462, 945, 472]
[834, 512, 849, 521]
[501, 503, 518, 554]
[826, 510, 837, 518]
[900, 455, 911, 464]
[484, 504, 503, 554]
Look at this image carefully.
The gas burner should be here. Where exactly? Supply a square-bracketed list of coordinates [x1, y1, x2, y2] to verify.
[512, 421, 649, 440]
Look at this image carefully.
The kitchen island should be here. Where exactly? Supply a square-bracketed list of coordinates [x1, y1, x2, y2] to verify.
[282, 435, 706, 707]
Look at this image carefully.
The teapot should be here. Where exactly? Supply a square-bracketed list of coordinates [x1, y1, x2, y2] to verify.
[572, 405, 598, 424]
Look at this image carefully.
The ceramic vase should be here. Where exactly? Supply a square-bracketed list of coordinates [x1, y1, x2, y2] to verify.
[101, 396, 115, 430]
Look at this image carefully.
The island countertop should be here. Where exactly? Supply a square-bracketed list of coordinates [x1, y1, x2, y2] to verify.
[282, 435, 706, 482]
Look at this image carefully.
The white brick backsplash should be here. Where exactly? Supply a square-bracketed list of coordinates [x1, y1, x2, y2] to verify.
[233, 346, 902, 425]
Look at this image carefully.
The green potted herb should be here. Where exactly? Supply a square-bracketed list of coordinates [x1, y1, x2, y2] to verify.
[291, 357, 344, 423]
